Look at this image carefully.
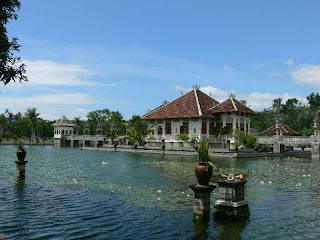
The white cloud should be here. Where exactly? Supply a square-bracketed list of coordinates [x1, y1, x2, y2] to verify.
[241, 92, 307, 111]
[198, 86, 230, 102]
[13, 60, 121, 87]
[291, 64, 320, 87]
[23, 60, 102, 86]
[285, 59, 294, 66]
[0, 92, 136, 120]
[172, 85, 192, 94]
[0, 93, 98, 119]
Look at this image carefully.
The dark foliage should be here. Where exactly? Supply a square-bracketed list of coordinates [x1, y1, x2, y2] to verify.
[0, 0, 27, 85]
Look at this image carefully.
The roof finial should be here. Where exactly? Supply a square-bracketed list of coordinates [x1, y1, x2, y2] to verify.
[229, 93, 235, 99]
[193, 85, 200, 90]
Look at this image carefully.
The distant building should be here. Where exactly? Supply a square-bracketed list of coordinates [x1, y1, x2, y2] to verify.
[261, 124, 300, 136]
[143, 86, 256, 142]
[52, 115, 75, 146]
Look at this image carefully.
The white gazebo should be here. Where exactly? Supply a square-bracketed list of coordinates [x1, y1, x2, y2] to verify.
[52, 115, 75, 146]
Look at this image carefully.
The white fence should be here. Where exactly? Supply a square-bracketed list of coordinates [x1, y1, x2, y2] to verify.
[257, 136, 311, 147]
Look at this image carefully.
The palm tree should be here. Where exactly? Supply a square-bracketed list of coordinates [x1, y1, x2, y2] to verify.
[26, 108, 39, 142]
[0, 114, 6, 136]
[120, 117, 151, 146]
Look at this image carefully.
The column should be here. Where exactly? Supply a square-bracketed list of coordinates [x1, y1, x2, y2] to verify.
[244, 118, 247, 132]
[189, 184, 215, 221]
[232, 117, 237, 130]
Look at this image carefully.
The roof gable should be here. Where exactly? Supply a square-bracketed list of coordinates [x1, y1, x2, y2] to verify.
[211, 97, 256, 115]
[53, 115, 75, 127]
[261, 124, 300, 136]
[143, 89, 219, 120]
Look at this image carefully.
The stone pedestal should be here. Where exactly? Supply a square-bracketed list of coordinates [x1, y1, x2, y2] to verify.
[312, 143, 320, 155]
[189, 184, 215, 221]
[214, 180, 250, 219]
[15, 161, 28, 179]
[273, 143, 285, 153]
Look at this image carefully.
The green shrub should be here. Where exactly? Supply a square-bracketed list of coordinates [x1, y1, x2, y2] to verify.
[233, 129, 257, 149]
[198, 139, 210, 162]
[176, 134, 190, 142]
[189, 136, 199, 143]
[246, 135, 257, 148]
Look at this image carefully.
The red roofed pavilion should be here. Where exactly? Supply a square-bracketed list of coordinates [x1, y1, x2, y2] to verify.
[261, 124, 300, 136]
[143, 87, 256, 142]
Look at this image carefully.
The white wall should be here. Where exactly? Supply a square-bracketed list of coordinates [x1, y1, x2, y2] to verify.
[53, 126, 74, 139]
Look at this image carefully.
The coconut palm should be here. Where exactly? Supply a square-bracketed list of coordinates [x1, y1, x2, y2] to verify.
[120, 116, 151, 146]
[26, 108, 39, 142]
[0, 114, 6, 136]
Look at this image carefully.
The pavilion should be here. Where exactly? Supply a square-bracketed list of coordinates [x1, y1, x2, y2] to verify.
[261, 124, 300, 136]
[143, 86, 256, 142]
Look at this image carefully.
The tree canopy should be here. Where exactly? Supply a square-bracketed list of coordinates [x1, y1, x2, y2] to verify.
[252, 93, 318, 136]
[0, 0, 27, 85]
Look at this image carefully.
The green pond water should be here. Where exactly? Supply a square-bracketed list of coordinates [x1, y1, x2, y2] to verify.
[0, 145, 319, 239]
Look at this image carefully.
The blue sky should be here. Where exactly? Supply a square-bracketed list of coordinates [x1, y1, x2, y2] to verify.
[2, 0, 320, 120]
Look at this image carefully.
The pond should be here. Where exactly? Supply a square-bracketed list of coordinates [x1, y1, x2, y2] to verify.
[0, 145, 319, 239]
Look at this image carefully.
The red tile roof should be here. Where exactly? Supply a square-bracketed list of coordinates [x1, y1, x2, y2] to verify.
[261, 124, 300, 136]
[211, 98, 256, 115]
[143, 89, 219, 120]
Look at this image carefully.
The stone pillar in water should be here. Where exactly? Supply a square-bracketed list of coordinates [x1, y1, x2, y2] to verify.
[312, 113, 320, 157]
[15, 161, 28, 179]
[189, 184, 215, 221]
[214, 179, 250, 219]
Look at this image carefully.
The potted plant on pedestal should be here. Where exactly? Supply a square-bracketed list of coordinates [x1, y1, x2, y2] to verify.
[195, 139, 214, 186]
[16, 139, 26, 161]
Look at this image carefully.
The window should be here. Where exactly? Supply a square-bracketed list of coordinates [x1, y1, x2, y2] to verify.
[158, 126, 163, 135]
[62, 130, 64, 134]
[209, 122, 215, 135]
[225, 117, 233, 129]
[165, 123, 171, 134]
[202, 122, 207, 134]
[194, 128, 196, 134]
[176, 128, 178, 133]
[180, 122, 189, 134]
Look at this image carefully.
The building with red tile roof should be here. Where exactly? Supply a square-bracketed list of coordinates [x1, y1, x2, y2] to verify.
[210, 97, 256, 115]
[143, 86, 256, 142]
[261, 124, 300, 136]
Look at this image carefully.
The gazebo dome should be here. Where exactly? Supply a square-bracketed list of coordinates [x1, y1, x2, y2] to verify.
[53, 115, 75, 127]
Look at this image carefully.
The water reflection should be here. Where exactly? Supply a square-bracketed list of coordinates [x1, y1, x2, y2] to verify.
[213, 218, 247, 240]
[192, 220, 209, 240]
[15, 178, 25, 189]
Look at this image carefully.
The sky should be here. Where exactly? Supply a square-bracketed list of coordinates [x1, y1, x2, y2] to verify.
[2, 0, 320, 120]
